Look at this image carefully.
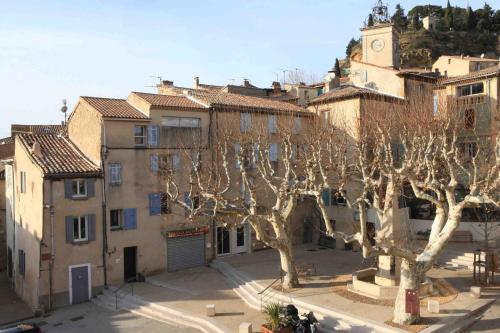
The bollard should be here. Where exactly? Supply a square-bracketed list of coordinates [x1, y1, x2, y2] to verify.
[427, 299, 440, 313]
[470, 286, 481, 298]
[206, 304, 216, 317]
[239, 322, 252, 333]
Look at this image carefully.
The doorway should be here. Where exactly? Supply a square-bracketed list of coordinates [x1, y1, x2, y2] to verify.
[123, 246, 137, 281]
[69, 264, 90, 304]
[216, 227, 230, 255]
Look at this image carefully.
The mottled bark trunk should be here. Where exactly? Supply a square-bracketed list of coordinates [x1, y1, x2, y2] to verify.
[393, 259, 421, 325]
[278, 243, 299, 289]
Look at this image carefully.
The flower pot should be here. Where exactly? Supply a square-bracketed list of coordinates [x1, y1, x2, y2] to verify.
[260, 325, 293, 333]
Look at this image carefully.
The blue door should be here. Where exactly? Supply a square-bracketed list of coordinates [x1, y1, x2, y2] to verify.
[71, 265, 90, 304]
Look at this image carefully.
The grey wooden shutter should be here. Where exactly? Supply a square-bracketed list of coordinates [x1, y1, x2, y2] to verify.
[64, 180, 73, 199]
[65, 216, 74, 243]
[86, 179, 95, 197]
[88, 214, 96, 241]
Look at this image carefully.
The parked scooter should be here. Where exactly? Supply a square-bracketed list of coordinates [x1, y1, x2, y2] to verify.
[283, 304, 319, 333]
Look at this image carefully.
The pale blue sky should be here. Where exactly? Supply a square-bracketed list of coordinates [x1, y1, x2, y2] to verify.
[0, 0, 480, 137]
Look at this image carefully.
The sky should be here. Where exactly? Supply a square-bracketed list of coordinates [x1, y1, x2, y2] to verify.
[0, 0, 482, 138]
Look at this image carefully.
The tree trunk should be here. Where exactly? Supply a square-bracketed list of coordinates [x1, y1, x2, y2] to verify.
[278, 244, 299, 289]
[393, 259, 421, 325]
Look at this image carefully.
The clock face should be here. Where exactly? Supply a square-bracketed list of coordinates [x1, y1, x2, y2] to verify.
[371, 39, 385, 52]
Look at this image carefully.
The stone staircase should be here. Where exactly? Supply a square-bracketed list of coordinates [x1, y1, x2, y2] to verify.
[437, 249, 475, 271]
[210, 260, 405, 333]
[92, 284, 228, 333]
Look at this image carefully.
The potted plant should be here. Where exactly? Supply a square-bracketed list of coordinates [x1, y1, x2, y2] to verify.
[261, 303, 292, 333]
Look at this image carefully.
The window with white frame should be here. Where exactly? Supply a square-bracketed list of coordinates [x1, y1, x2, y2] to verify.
[134, 125, 146, 146]
[457, 83, 484, 97]
[72, 179, 87, 197]
[268, 114, 277, 133]
[73, 216, 88, 242]
[162, 116, 201, 128]
[20, 171, 26, 193]
[240, 113, 251, 132]
[109, 163, 122, 185]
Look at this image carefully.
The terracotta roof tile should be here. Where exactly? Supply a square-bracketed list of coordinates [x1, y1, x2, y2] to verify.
[18, 133, 101, 178]
[11, 124, 65, 135]
[439, 66, 500, 85]
[309, 85, 403, 105]
[132, 92, 207, 110]
[188, 90, 308, 114]
[81, 96, 150, 120]
[0, 137, 13, 145]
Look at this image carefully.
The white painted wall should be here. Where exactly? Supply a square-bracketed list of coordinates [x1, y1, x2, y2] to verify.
[409, 218, 500, 242]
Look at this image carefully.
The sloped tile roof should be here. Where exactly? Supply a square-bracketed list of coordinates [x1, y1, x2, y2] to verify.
[132, 92, 207, 110]
[188, 90, 308, 114]
[11, 124, 65, 135]
[81, 96, 150, 120]
[18, 133, 101, 178]
[0, 137, 13, 145]
[439, 66, 500, 85]
[309, 85, 403, 105]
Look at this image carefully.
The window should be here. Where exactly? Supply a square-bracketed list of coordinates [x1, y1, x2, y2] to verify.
[269, 143, 279, 162]
[162, 117, 201, 128]
[322, 189, 331, 206]
[71, 179, 87, 197]
[293, 117, 301, 134]
[464, 142, 478, 160]
[458, 83, 484, 97]
[448, 58, 451, 65]
[109, 163, 122, 185]
[268, 114, 277, 133]
[161, 193, 169, 214]
[110, 209, 123, 230]
[304, 90, 310, 103]
[464, 109, 475, 129]
[234, 143, 241, 169]
[134, 126, 146, 146]
[20, 171, 26, 193]
[475, 63, 482, 71]
[150, 154, 159, 172]
[236, 226, 245, 247]
[18, 250, 25, 277]
[149, 192, 170, 216]
[73, 216, 88, 242]
[240, 113, 251, 132]
[171, 153, 181, 171]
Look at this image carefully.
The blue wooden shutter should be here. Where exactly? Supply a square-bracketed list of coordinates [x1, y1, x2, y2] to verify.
[86, 179, 95, 197]
[123, 208, 137, 230]
[322, 189, 331, 206]
[65, 216, 74, 243]
[88, 214, 96, 241]
[149, 193, 161, 216]
[148, 125, 159, 147]
[64, 179, 72, 199]
[150, 154, 159, 172]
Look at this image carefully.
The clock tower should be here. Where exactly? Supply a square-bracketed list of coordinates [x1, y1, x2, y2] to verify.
[361, 23, 400, 68]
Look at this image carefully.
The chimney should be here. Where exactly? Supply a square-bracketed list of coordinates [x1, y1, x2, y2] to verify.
[323, 71, 340, 93]
[272, 81, 281, 94]
[32, 141, 42, 158]
[243, 79, 251, 87]
[193, 77, 200, 89]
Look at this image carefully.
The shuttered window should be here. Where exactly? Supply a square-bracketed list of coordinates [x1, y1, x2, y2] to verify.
[109, 163, 122, 185]
[147, 125, 159, 146]
[268, 114, 277, 133]
[269, 143, 279, 162]
[240, 113, 251, 132]
[65, 214, 96, 244]
[123, 208, 137, 230]
[150, 154, 159, 172]
[322, 189, 331, 206]
[149, 193, 161, 216]
[64, 179, 95, 199]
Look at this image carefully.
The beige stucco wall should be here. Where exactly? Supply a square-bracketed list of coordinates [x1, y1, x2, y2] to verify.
[38, 178, 104, 308]
[432, 56, 499, 77]
[309, 98, 361, 142]
[13, 138, 44, 309]
[361, 25, 400, 68]
[350, 61, 404, 97]
[0, 167, 6, 270]
[68, 101, 104, 165]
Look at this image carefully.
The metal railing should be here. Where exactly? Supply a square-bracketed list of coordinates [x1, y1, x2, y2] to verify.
[113, 278, 135, 310]
[258, 271, 284, 311]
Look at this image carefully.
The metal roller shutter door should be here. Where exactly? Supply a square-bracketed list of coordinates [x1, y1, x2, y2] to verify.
[167, 234, 206, 271]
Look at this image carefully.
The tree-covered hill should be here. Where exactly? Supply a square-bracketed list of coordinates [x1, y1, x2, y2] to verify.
[345, 2, 500, 69]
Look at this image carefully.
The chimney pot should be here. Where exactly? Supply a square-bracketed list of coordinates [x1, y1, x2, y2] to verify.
[32, 141, 42, 158]
[161, 80, 174, 86]
[272, 81, 281, 94]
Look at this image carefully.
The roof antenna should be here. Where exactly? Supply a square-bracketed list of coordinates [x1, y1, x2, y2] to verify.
[61, 99, 68, 125]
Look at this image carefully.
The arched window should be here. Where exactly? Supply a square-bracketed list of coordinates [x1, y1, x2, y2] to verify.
[464, 108, 475, 129]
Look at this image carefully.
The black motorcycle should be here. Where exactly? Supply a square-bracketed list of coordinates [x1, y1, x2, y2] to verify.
[283, 304, 319, 333]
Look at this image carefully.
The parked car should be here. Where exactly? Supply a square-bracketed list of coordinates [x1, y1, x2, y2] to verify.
[0, 323, 43, 333]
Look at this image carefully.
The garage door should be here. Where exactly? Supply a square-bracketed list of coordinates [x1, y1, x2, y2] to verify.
[167, 234, 206, 271]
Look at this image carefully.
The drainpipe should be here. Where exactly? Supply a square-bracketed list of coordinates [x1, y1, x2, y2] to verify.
[101, 122, 108, 287]
[48, 180, 55, 310]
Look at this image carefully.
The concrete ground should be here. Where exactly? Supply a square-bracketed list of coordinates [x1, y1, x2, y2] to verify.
[466, 294, 500, 333]
[34, 302, 200, 333]
[0, 273, 33, 326]
[139, 266, 265, 333]
[219, 244, 498, 328]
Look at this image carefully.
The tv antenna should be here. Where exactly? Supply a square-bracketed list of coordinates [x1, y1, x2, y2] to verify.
[60, 99, 68, 125]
